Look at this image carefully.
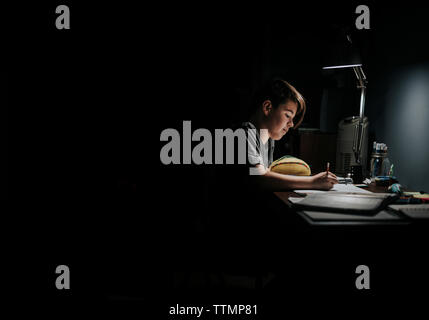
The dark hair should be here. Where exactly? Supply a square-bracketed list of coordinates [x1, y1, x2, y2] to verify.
[251, 78, 306, 128]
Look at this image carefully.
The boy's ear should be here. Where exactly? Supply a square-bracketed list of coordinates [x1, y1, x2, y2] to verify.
[262, 100, 272, 116]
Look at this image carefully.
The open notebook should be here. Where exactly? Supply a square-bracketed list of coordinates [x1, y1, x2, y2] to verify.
[291, 192, 399, 215]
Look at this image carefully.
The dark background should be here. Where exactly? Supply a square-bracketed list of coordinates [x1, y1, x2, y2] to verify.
[8, 1, 429, 317]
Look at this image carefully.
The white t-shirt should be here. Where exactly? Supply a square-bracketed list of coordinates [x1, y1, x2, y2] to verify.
[241, 121, 275, 169]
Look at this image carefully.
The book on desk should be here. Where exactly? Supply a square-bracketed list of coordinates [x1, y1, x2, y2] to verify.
[388, 204, 429, 219]
[291, 192, 399, 215]
[286, 184, 429, 223]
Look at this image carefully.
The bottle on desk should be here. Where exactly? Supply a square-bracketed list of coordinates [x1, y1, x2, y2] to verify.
[370, 142, 391, 180]
[350, 165, 363, 184]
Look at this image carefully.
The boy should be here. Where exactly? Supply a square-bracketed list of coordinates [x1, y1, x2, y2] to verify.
[243, 78, 338, 190]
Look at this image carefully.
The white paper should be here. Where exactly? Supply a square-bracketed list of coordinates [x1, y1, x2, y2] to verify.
[288, 197, 305, 204]
[331, 184, 372, 193]
[294, 183, 372, 195]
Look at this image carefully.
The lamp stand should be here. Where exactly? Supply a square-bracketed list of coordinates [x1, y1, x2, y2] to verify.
[352, 66, 367, 164]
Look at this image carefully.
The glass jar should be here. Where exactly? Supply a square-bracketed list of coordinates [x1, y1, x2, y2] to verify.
[381, 156, 391, 176]
[370, 152, 388, 179]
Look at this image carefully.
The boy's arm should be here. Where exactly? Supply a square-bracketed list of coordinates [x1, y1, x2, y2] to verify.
[249, 164, 338, 191]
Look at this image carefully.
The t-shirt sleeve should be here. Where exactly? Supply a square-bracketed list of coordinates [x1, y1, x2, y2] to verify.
[246, 127, 264, 167]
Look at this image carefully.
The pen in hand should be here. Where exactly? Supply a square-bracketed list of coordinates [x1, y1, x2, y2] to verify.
[326, 162, 330, 177]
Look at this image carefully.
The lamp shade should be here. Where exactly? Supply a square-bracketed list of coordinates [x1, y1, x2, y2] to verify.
[322, 33, 362, 69]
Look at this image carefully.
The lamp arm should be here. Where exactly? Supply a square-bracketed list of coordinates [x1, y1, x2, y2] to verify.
[352, 66, 368, 164]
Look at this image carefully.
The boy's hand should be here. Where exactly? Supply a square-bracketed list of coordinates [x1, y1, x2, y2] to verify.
[311, 171, 339, 190]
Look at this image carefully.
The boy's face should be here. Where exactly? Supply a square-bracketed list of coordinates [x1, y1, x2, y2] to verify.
[263, 99, 298, 140]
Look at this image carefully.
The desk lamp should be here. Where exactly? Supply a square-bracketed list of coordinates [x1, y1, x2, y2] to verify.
[322, 34, 367, 165]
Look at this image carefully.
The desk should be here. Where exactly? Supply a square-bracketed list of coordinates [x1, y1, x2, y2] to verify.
[269, 183, 429, 301]
[274, 183, 411, 226]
